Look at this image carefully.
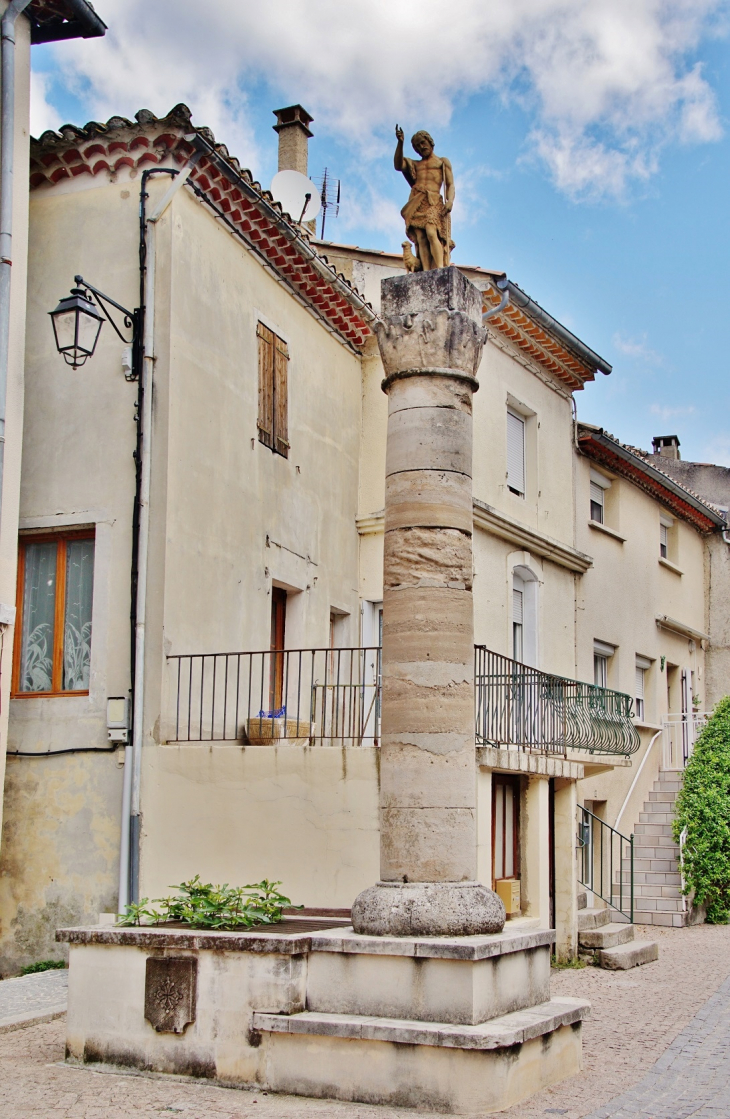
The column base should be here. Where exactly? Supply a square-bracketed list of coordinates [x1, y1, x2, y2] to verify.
[351, 881, 506, 937]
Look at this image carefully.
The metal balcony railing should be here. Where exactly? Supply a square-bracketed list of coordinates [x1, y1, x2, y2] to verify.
[165, 645, 640, 757]
[475, 647, 641, 757]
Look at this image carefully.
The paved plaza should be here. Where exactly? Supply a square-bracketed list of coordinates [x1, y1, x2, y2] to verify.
[0, 923, 729, 1118]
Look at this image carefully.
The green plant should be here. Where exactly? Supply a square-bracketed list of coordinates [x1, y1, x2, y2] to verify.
[117, 877, 299, 930]
[673, 696, 730, 924]
[20, 959, 66, 975]
[551, 955, 587, 970]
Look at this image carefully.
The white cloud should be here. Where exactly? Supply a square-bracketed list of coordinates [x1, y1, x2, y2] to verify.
[45, 0, 725, 199]
[613, 333, 664, 365]
[650, 402, 696, 422]
[30, 70, 62, 137]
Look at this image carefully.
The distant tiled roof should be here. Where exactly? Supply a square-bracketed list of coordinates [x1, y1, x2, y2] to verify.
[577, 423, 726, 532]
[30, 105, 376, 351]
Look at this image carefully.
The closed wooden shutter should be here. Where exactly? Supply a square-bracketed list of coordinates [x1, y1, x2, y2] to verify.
[257, 322, 274, 449]
[273, 335, 289, 458]
[507, 410, 525, 494]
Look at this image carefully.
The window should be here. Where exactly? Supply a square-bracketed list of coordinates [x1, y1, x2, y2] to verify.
[257, 322, 289, 457]
[506, 409, 525, 496]
[589, 469, 611, 524]
[659, 523, 668, 558]
[594, 654, 607, 689]
[593, 640, 615, 689]
[269, 587, 287, 713]
[512, 585, 524, 662]
[635, 666, 645, 720]
[635, 656, 651, 722]
[14, 532, 95, 695]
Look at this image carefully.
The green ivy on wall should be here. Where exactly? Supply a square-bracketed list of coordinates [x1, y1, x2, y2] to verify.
[673, 696, 730, 924]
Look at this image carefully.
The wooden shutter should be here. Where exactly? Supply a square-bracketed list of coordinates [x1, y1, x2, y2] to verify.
[507, 410, 525, 494]
[273, 335, 289, 458]
[257, 322, 274, 449]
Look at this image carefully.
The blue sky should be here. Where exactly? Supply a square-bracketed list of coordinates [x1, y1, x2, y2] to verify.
[31, 0, 730, 462]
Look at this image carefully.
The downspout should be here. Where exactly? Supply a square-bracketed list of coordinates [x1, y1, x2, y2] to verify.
[0, 0, 31, 525]
[119, 162, 194, 912]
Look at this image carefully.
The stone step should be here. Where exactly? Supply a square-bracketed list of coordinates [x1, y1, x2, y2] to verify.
[634, 823, 674, 836]
[577, 907, 610, 932]
[611, 894, 685, 913]
[578, 922, 635, 950]
[639, 811, 674, 824]
[597, 940, 659, 970]
[624, 883, 682, 899]
[655, 777, 682, 791]
[648, 790, 678, 803]
[627, 858, 680, 874]
[632, 910, 688, 928]
[253, 996, 591, 1051]
[623, 871, 681, 886]
[577, 891, 587, 911]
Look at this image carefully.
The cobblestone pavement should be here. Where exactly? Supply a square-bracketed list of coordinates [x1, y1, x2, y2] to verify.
[0, 969, 68, 1032]
[0, 923, 728, 1118]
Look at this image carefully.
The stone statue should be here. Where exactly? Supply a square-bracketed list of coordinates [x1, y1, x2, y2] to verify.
[394, 125, 455, 272]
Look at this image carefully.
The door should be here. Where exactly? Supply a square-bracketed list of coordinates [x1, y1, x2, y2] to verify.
[492, 776, 520, 886]
[269, 587, 286, 714]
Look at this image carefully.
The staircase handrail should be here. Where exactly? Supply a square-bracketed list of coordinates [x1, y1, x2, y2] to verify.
[577, 804, 634, 923]
[614, 728, 663, 833]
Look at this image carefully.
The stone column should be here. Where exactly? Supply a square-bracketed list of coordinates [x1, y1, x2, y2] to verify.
[352, 268, 505, 937]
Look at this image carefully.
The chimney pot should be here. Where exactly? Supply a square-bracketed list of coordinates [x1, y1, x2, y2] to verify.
[652, 434, 681, 460]
[273, 105, 313, 177]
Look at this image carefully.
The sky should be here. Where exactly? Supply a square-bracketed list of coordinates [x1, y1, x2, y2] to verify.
[31, 0, 730, 463]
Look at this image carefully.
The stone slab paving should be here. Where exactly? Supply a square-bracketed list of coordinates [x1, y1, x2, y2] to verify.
[0, 968, 68, 1033]
[0, 924, 729, 1117]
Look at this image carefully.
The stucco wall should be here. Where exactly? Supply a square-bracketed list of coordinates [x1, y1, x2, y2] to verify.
[574, 452, 707, 830]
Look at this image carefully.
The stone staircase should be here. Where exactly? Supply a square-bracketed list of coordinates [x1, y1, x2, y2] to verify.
[577, 891, 659, 969]
[614, 770, 689, 928]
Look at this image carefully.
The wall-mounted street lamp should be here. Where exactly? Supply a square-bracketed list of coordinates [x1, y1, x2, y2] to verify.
[49, 274, 139, 377]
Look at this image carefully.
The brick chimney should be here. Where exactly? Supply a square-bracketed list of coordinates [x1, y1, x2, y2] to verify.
[272, 105, 313, 177]
[652, 435, 681, 460]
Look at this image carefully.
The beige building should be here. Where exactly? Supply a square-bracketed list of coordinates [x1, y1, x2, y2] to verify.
[0, 98, 726, 971]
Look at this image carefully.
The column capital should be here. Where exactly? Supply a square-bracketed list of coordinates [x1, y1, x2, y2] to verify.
[376, 267, 486, 388]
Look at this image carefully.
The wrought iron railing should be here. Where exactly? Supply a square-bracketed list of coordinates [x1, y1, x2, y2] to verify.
[577, 805, 634, 923]
[167, 647, 382, 746]
[475, 647, 641, 756]
[165, 644, 640, 756]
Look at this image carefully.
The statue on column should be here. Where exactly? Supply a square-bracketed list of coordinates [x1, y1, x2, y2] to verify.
[394, 125, 455, 272]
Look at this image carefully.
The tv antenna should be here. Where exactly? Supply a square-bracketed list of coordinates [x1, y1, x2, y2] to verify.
[317, 168, 341, 240]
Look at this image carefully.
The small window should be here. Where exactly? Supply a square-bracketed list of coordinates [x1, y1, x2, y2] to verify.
[257, 322, 289, 458]
[14, 532, 95, 695]
[594, 654, 608, 689]
[660, 523, 669, 559]
[492, 776, 520, 883]
[507, 409, 525, 496]
[635, 665, 645, 721]
[512, 586, 524, 661]
[590, 481, 604, 523]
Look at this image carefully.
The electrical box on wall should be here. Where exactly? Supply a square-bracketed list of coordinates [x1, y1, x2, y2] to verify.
[107, 696, 129, 743]
[495, 878, 521, 916]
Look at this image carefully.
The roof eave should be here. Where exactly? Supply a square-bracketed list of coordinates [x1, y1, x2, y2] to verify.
[579, 428, 726, 530]
[30, 0, 107, 43]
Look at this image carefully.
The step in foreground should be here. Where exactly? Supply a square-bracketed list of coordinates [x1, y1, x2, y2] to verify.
[57, 919, 589, 1114]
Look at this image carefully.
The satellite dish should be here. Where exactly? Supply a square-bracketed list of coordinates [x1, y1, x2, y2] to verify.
[270, 170, 321, 224]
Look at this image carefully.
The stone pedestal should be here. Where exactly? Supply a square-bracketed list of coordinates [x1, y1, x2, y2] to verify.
[352, 267, 505, 937]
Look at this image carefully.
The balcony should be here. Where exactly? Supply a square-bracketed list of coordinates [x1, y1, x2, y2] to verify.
[165, 646, 640, 757]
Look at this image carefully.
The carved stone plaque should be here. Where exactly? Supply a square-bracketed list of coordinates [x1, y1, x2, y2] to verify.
[144, 956, 197, 1034]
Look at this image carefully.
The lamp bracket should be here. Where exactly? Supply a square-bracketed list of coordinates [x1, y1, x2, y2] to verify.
[73, 274, 139, 357]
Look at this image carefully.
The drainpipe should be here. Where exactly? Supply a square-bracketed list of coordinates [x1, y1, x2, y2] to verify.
[119, 161, 196, 911]
[0, 0, 31, 526]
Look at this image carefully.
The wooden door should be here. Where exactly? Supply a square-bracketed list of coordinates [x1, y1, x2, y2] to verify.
[269, 588, 286, 713]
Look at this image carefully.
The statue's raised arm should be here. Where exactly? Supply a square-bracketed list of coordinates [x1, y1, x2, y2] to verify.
[395, 128, 454, 272]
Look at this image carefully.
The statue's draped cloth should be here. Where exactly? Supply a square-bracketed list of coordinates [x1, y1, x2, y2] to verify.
[401, 157, 452, 259]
